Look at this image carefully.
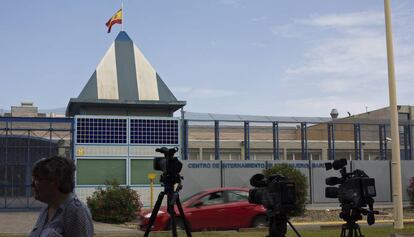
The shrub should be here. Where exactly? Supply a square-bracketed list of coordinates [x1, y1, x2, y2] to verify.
[87, 180, 143, 224]
[262, 163, 308, 216]
[408, 177, 414, 208]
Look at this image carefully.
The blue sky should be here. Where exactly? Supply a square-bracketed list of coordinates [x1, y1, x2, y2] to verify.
[0, 0, 413, 117]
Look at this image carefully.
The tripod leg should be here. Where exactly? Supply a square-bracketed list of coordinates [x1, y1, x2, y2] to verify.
[144, 191, 165, 237]
[167, 193, 178, 237]
[175, 194, 192, 237]
[356, 225, 364, 237]
[287, 219, 302, 237]
[340, 223, 348, 237]
[267, 216, 274, 237]
[270, 215, 287, 237]
[348, 226, 354, 237]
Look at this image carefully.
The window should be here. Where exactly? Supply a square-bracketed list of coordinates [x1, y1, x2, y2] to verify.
[309, 150, 322, 160]
[130, 119, 179, 145]
[287, 150, 302, 160]
[335, 150, 354, 160]
[130, 159, 162, 185]
[227, 190, 248, 202]
[76, 118, 127, 144]
[254, 152, 272, 160]
[220, 151, 241, 160]
[202, 150, 214, 160]
[76, 159, 126, 185]
[188, 149, 200, 160]
[199, 191, 225, 206]
[363, 150, 381, 160]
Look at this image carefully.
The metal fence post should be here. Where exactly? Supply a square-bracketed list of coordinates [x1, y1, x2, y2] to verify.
[354, 124, 362, 160]
[379, 124, 387, 160]
[301, 123, 308, 160]
[182, 120, 189, 160]
[272, 122, 279, 160]
[244, 121, 250, 160]
[215, 121, 220, 160]
[328, 123, 335, 160]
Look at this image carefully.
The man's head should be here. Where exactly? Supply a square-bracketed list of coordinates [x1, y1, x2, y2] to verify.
[31, 156, 75, 203]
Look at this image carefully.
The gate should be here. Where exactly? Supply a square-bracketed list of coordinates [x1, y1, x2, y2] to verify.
[0, 117, 72, 209]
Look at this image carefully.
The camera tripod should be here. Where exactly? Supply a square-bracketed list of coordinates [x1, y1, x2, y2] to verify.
[338, 203, 379, 237]
[267, 213, 301, 237]
[340, 221, 364, 237]
[143, 174, 192, 237]
[339, 207, 366, 237]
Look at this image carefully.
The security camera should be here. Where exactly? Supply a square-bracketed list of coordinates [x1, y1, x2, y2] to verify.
[386, 137, 392, 142]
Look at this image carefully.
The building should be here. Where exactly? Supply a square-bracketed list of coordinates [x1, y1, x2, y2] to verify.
[1, 31, 413, 209]
[184, 106, 413, 162]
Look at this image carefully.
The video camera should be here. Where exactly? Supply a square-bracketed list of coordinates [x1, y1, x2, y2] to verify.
[325, 159, 378, 226]
[249, 173, 296, 214]
[249, 173, 301, 237]
[154, 147, 183, 185]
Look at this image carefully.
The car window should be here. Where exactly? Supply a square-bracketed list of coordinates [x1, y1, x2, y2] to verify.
[198, 191, 225, 206]
[227, 190, 249, 203]
[182, 191, 207, 203]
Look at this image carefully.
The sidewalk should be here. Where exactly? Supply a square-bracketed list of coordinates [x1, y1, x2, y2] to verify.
[0, 212, 141, 235]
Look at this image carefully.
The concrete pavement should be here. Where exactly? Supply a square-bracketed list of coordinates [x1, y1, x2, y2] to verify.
[0, 211, 141, 235]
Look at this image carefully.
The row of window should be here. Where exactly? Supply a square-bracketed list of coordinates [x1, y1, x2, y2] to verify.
[187, 149, 396, 161]
[76, 118, 179, 145]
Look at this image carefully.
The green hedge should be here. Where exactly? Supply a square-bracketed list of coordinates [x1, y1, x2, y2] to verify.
[87, 180, 143, 224]
[262, 163, 308, 216]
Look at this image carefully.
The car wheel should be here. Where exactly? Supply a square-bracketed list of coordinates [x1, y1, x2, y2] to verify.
[252, 215, 268, 228]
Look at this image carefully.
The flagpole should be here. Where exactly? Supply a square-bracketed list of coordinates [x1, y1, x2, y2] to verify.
[121, 1, 124, 31]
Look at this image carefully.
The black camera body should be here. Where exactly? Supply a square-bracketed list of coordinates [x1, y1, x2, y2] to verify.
[249, 174, 296, 214]
[325, 159, 378, 226]
[153, 147, 183, 186]
[338, 177, 376, 206]
[325, 159, 376, 208]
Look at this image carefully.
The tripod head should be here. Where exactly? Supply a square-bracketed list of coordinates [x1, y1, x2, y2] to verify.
[340, 199, 379, 226]
[153, 147, 183, 192]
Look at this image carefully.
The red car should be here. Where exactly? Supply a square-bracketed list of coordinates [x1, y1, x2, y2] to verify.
[139, 187, 267, 231]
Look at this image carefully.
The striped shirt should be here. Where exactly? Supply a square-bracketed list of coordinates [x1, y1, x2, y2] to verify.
[29, 193, 94, 237]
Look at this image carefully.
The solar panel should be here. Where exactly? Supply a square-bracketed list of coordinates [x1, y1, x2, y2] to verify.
[130, 119, 179, 145]
[76, 117, 179, 145]
[76, 118, 127, 144]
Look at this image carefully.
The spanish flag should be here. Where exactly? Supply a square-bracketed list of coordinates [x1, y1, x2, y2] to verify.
[106, 9, 122, 33]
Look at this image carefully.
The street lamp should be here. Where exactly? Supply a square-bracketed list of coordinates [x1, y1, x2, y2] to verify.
[384, 0, 404, 229]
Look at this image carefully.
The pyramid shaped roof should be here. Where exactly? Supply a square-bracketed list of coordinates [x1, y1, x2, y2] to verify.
[66, 31, 185, 116]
